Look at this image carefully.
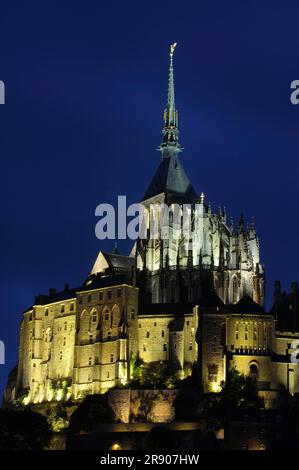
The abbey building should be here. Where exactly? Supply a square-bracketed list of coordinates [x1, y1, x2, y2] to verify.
[6, 45, 299, 405]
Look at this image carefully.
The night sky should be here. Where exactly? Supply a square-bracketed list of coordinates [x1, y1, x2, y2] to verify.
[1, 0, 299, 396]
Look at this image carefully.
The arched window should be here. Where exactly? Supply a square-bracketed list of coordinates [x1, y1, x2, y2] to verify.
[249, 362, 259, 381]
[232, 277, 238, 303]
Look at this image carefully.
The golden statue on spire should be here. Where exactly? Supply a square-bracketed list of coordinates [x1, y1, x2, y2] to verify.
[170, 42, 177, 58]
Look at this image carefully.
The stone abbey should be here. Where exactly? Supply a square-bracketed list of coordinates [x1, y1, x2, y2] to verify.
[6, 45, 299, 406]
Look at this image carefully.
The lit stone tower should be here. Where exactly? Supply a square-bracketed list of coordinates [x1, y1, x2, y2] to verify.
[134, 43, 265, 306]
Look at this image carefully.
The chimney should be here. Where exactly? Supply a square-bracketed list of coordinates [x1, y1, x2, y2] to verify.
[274, 281, 281, 304]
[49, 288, 56, 297]
[64, 283, 69, 292]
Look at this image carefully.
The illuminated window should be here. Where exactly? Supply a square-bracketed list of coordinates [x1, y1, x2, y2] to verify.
[208, 364, 218, 382]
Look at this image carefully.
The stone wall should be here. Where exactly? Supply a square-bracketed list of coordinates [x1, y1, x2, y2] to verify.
[108, 389, 178, 424]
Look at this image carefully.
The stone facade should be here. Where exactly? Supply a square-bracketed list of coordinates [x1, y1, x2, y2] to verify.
[6, 46, 299, 407]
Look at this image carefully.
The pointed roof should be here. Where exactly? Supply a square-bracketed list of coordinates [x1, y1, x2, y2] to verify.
[143, 43, 197, 203]
[143, 154, 197, 202]
[230, 295, 266, 315]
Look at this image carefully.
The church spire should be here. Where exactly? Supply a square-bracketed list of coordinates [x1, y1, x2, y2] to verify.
[160, 43, 181, 157]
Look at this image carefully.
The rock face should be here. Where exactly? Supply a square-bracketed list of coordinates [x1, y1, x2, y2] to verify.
[108, 389, 178, 424]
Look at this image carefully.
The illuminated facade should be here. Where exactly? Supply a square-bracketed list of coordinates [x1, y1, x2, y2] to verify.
[6, 45, 299, 405]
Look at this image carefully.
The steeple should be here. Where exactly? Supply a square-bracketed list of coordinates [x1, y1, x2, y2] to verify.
[142, 44, 197, 203]
[160, 43, 181, 157]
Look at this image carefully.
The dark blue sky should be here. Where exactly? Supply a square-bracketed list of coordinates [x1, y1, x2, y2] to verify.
[1, 0, 299, 396]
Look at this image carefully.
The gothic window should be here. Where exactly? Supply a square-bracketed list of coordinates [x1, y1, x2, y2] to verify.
[233, 277, 238, 303]
[249, 362, 259, 381]
[92, 313, 97, 322]
[103, 306, 110, 321]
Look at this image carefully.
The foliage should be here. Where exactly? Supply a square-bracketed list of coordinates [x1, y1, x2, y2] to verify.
[0, 408, 51, 450]
[130, 355, 143, 382]
[132, 361, 181, 389]
[197, 368, 264, 428]
[43, 402, 70, 433]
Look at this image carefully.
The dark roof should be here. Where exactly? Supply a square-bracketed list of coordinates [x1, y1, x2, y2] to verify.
[102, 252, 135, 271]
[139, 302, 195, 316]
[29, 274, 132, 311]
[229, 296, 267, 315]
[143, 155, 197, 202]
[83, 274, 131, 290]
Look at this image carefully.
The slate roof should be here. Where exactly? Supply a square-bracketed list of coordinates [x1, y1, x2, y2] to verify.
[143, 155, 197, 203]
[229, 295, 267, 316]
[102, 252, 135, 271]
